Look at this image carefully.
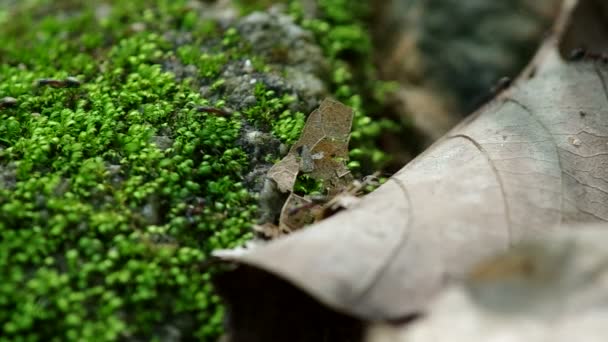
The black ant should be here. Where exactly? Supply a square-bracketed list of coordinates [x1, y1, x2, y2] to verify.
[37, 76, 82, 88]
[490, 77, 512, 95]
[195, 106, 232, 116]
[568, 47, 608, 63]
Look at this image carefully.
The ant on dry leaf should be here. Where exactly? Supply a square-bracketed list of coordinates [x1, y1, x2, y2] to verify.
[568, 47, 608, 63]
[254, 173, 383, 239]
[195, 106, 232, 116]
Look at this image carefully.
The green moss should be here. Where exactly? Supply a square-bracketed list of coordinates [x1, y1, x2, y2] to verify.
[243, 83, 302, 143]
[0, 1, 256, 341]
[289, 0, 398, 173]
[0, 0, 398, 341]
[293, 175, 325, 195]
[272, 110, 306, 145]
[177, 47, 228, 79]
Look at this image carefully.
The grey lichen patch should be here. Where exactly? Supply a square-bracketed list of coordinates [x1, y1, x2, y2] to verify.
[237, 7, 328, 76]
[0, 162, 17, 190]
[205, 52, 327, 116]
[240, 127, 285, 164]
[238, 125, 285, 192]
[162, 57, 200, 82]
[162, 6, 329, 116]
[150, 135, 174, 151]
[207, 8, 330, 115]
[283, 67, 328, 110]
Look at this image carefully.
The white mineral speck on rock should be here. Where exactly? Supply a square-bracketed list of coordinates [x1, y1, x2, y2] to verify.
[568, 136, 582, 147]
[244, 59, 254, 73]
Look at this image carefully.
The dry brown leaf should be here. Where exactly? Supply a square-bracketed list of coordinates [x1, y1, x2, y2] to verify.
[367, 225, 608, 342]
[215, 0, 608, 338]
[264, 98, 355, 235]
[259, 176, 375, 237]
[267, 153, 299, 193]
[278, 173, 380, 234]
[255, 194, 323, 238]
[268, 98, 354, 194]
[279, 193, 323, 233]
[252, 222, 284, 239]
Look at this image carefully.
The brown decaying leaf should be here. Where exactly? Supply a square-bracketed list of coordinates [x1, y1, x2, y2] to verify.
[261, 98, 355, 237]
[273, 176, 375, 236]
[216, 0, 608, 337]
[267, 98, 354, 194]
[367, 225, 608, 342]
[266, 153, 299, 193]
[278, 193, 322, 233]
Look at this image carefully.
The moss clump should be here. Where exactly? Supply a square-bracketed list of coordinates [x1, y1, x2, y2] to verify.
[0, 2, 256, 340]
[235, 0, 399, 171]
[0, 0, 397, 341]
[244, 83, 305, 145]
[288, 0, 399, 172]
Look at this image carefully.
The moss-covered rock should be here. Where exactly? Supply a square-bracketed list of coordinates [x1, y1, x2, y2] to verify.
[0, 0, 393, 340]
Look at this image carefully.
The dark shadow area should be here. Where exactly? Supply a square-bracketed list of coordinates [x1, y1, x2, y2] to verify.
[215, 265, 366, 342]
[559, 0, 608, 58]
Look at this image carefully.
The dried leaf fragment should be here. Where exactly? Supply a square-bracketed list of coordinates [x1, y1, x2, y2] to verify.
[279, 193, 323, 233]
[259, 175, 378, 237]
[267, 98, 354, 194]
[267, 153, 299, 193]
[255, 194, 323, 238]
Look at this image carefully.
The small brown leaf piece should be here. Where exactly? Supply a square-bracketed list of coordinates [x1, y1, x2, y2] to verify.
[307, 138, 353, 195]
[267, 153, 299, 193]
[254, 194, 324, 238]
[295, 98, 354, 149]
[268, 98, 354, 194]
[274, 174, 372, 234]
[279, 193, 323, 233]
[37, 76, 82, 88]
[253, 222, 283, 240]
